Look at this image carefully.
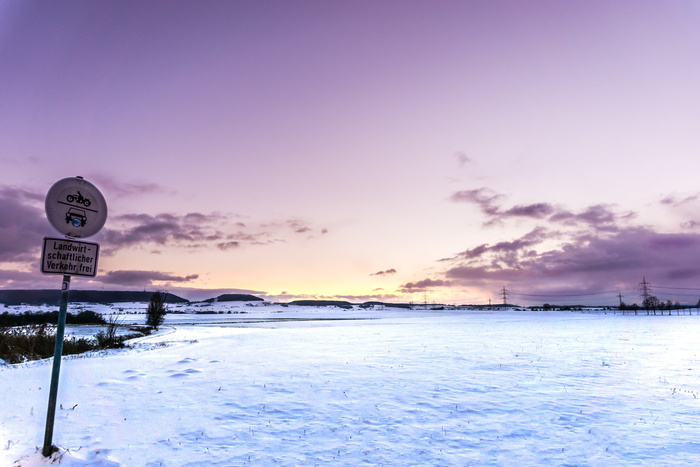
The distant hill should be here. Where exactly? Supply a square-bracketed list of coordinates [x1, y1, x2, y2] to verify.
[0, 290, 188, 306]
[203, 294, 264, 303]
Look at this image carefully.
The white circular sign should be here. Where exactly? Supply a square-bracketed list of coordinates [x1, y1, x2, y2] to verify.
[45, 177, 108, 238]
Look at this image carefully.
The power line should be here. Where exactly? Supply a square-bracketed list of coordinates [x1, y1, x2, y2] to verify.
[639, 276, 652, 303]
[490, 278, 700, 306]
[499, 286, 509, 305]
[511, 291, 616, 297]
[513, 296, 617, 305]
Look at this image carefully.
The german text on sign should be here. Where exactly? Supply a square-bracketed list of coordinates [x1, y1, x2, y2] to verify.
[41, 237, 100, 277]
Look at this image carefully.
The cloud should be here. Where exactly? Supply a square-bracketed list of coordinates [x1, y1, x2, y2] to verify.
[254, 219, 329, 240]
[85, 174, 172, 198]
[286, 219, 328, 237]
[100, 212, 317, 252]
[442, 228, 700, 300]
[100, 270, 199, 287]
[217, 241, 240, 250]
[0, 268, 49, 288]
[288, 220, 311, 233]
[503, 203, 556, 219]
[371, 268, 397, 276]
[682, 220, 700, 230]
[450, 187, 634, 231]
[450, 188, 503, 215]
[401, 187, 700, 304]
[660, 192, 700, 207]
[447, 227, 550, 265]
[549, 205, 636, 231]
[0, 179, 332, 292]
[0, 186, 48, 262]
[399, 278, 452, 293]
[100, 212, 228, 251]
[454, 152, 472, 167]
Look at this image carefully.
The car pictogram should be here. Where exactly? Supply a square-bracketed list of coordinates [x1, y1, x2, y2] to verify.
[65, 207, 87, 227]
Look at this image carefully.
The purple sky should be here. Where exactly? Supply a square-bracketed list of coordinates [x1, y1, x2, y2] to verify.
[2, 1, 700, 304]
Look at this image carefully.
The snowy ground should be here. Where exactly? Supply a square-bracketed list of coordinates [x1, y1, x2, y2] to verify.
[2, 304, 700, 466]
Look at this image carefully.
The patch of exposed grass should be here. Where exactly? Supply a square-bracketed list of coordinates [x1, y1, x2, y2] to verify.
[0, 324, 95, 364]
[0, 323, 152, 364]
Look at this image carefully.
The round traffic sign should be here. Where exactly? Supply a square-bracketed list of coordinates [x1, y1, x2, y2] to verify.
[45, 177, 107, 238]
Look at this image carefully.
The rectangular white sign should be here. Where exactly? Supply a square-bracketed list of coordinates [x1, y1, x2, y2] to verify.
[41, 237, 100, 277]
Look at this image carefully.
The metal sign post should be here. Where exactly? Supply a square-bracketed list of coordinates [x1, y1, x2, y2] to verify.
[41, 176, 107, 457]
[42, 275, 71, 457]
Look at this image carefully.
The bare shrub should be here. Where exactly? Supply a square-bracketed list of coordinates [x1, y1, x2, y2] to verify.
[95, 314, 126, 349]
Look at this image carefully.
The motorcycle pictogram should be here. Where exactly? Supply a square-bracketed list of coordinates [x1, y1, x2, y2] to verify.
[66, 191, 91, 207]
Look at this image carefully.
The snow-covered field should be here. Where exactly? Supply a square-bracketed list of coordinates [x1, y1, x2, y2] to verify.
[2, 304, 700, 466]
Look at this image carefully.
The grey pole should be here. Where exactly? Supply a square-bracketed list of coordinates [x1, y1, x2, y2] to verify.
[42, 275, 71, 457]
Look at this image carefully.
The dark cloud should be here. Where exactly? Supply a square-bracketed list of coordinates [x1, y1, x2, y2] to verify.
[0, 186, 49, 262]
[100, 212, 228, 251]
[93, 211, 331, 258]
[451, 187, 633, 230]
[399, 278, 452, 293]
[371, 268, 397, 276]
[100, 212, 291, 252]
[217, 241, 240, 250]
[443, 228, 700, 299]
[284, 219, 310, 233]
[0, 268, 49, 288]
[100, 270, 199, 287]
[681, 220, 700, 230]
[450, 188, 502, 215]
[503, 203, 556, 219]
[449, 227, 549, 264]
[666, 267, 700, 280]
[549, 205, 635, 231]
[660, 193, 700, 207]
[419, 187, 700, 303]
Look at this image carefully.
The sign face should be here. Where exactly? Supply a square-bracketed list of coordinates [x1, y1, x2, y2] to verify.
[45, 177, 107, 238]
[41, 237, 100, 277]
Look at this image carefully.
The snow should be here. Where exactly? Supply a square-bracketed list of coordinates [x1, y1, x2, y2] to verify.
[3, 305, 700, 465]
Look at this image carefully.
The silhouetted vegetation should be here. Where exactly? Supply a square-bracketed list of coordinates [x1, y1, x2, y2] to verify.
[0, 322, 152, 363]
[0, 324, 94, 364]
[146, 291, 168, 329]
[0, 310, 106, 327]
[643, 296, 660, 311]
